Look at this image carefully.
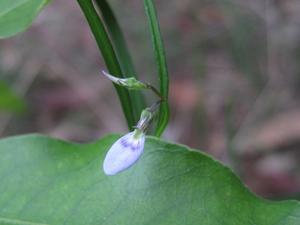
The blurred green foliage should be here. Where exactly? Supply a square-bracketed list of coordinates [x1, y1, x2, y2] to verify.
[0, 80, 26, 114]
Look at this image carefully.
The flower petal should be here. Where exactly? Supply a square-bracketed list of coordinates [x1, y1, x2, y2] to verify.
[103, 132, 145, 175]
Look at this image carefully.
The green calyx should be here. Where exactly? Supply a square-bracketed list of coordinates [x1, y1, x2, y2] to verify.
[133, 128, 144, 139]
[124, 78, 148, 90]
[135, 108, 153, 133]
[102, 70, 148, 90]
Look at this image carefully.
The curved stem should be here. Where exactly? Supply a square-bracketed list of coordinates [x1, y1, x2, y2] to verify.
[144, 0, 170, 137]
[146, 83, 164, 100]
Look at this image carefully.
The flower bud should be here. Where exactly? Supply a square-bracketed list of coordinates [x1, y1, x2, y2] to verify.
[103, 130, 145, 175]
[102, 70, 148, 90]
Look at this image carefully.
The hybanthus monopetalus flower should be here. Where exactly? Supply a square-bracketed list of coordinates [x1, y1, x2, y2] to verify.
[101, 70, 162, 175]
[103, 130, 146, 175]
[103, 108, 154, 176]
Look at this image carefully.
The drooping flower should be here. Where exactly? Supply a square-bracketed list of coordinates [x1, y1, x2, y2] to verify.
[103, 102, 159, 176]
[103, 129, 146, 175]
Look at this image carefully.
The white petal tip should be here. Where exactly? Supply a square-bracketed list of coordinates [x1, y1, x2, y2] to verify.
[103, 167, 117, 176]
[103, 162, 122, 176]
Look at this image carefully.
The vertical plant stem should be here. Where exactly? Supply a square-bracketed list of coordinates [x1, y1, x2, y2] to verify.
[93, 0, 146, 122]
[144, 0, 170, 137]
[77, 0, 135, 130]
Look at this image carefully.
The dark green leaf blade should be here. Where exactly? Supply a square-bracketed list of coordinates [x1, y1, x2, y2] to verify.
[144, 0, 170, 137]
[0, 0, 50, 38]
[77, 0, 135, 129]
[0, 134, 299, 225]
[94, 0, 146, 120]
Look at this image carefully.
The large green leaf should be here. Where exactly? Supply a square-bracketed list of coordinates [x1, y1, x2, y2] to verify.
[0, 0, 50, 38]
[0, 134, 299, 225]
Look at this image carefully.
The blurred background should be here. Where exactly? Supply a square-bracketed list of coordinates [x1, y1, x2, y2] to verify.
[0, 0, 300, 199]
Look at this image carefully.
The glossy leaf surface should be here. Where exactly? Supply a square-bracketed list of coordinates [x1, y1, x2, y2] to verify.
[0, 0, 49, 38]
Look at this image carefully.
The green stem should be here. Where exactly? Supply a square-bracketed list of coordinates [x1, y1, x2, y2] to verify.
[144, 0, 170, 137]
[94, 0, 146, 121]
[77, 0, 135, 130]
[146, 83, 164, 100]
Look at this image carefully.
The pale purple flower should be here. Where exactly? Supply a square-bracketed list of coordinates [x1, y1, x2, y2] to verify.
[103, 130, 146, 175]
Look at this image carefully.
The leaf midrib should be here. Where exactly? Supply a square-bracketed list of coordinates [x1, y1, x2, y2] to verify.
[0, 216, 49, 225]
[0, 0, 29, 17]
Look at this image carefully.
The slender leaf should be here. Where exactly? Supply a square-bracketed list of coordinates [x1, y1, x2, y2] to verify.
[0, 134, 299, 224]
[77, 0, 135, 129]
[0, 0, 50, 38]
[144, 0, 170, 137]
[94, 0, 146, 120]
